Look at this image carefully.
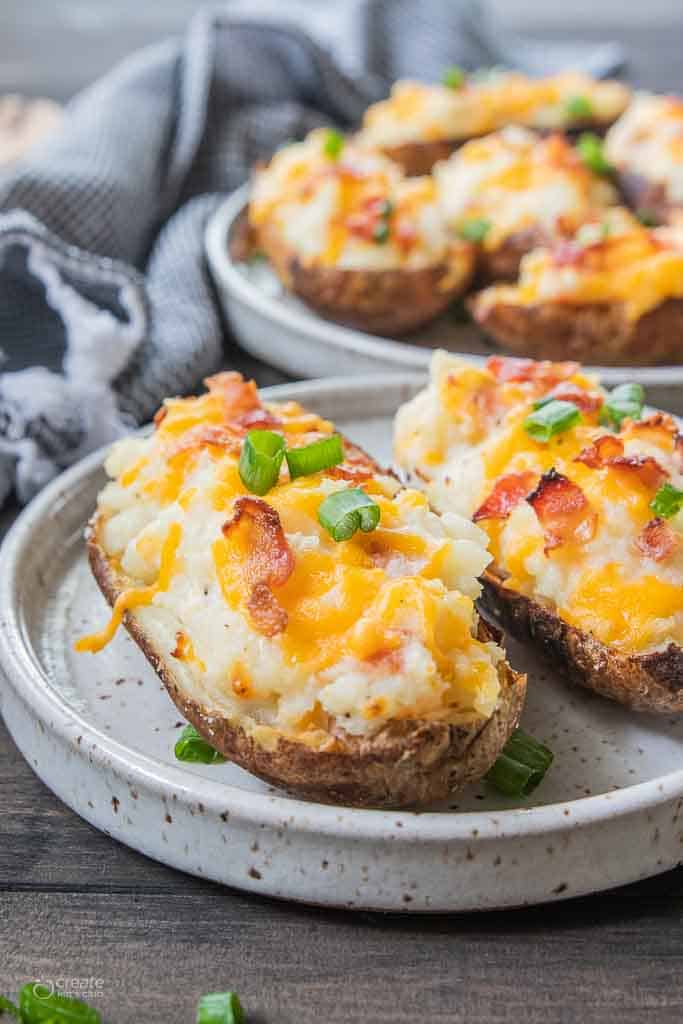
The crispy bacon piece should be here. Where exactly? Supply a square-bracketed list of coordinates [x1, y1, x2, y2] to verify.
[485, 356, 580, 387]
[346, 196, 392, 241]
[542, 384, 603, 415]
[575, 435, 669, 489]
[473, 472, 537, 522]
[635, 518, 681, 562]
[204, 371, 260, 417]
[234, 407, 283, 432]
[222, 496, 295, 637]
[153, 406, 167, 428]
[527, 470, 597, 553]
[622, 412, 679, 451]
[171, 424, 242, 458]
[327, 464, 374, 484]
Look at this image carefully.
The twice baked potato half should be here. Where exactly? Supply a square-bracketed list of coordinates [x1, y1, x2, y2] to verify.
[77, 372, 525, 808]
[247, 129, 474, 335]
[469, 211, 683, 365]
[605, 93, 683, 225]
[434, 127, 618, 282]
[359, 71, 630, 176]
[395, 351, 683, 712]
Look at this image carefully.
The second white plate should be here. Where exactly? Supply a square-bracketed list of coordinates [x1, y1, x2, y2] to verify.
[206, 187, 683, 414]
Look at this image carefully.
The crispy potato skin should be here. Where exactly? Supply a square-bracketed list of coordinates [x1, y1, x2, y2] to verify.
[476, 228, 550, 285]
[256, 219, 475, 337]
[86, 518, 525, 809]
[469, 292, 683, 366]
[480, 569, 683, 713]
[616, 171, 676, 225]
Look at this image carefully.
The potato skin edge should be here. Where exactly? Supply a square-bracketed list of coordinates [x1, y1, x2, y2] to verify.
[480, 569, 683, 713]
[85, 518, 526, 808]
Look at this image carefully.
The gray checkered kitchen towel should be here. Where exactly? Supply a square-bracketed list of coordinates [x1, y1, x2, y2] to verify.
[0, 0, 624, 506]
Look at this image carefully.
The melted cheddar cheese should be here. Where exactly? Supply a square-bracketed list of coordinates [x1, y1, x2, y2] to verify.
[434, 127, 617, 250]
[395, 351, 683, 655]
[360, 72, 629, 149]
[79, 375, 507, 744]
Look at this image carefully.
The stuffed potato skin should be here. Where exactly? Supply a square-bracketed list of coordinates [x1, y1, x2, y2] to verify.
[87, 527, 524, 808]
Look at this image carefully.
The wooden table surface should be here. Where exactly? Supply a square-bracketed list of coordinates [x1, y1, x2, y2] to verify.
[3, 14, 683, 1023]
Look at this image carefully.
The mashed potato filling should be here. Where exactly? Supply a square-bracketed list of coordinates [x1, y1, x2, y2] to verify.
[79, 375, 505, 744]
[606, 92, 683, 204]
[395, 352, 683, 655]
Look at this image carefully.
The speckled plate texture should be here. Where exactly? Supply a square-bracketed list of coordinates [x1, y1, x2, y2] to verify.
[206, 188, 683, 416]
[1, 377, 682, 912]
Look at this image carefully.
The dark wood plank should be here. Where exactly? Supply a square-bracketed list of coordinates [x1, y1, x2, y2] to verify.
[3, 880, 683, 1023]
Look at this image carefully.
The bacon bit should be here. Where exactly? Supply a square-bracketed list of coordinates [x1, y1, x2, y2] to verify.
[171, 631, 189, 660]
[204, 372, 260, 417]
[327, 464, 374, 484]
[542, 384, 603, 415]
[394, 219, 418, 253]
[551, 240, 583, 267]
[575, 436, 669, 489]
[635, 518, 681, 562]
[486, 356, 580, 387]
[575, 434, 625, 468]
[171, 424, 242, 458]
[346, 195, 391, 241]
[234, 407, 283, 432]
[473, 472, 537, 522]
[153, 406, 167, 428]
[622, 412, 679, 450]
[222, 496, 295, 637]
[527, 470, 597, 553]
[342, 440, 383, 475]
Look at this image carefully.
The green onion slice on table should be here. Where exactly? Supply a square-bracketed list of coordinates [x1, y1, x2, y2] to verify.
[175, 725, 226, 765]
[238, 430, 285, 496]
[318, 488, 381, 542]
[600, 382, 644, 429]
[197, 991, 245, 1024]
[285, 434, 344, 479]
[523, 400, 582, 442]
[18, 984, 101, 1024]
[486, 729, 554, 797]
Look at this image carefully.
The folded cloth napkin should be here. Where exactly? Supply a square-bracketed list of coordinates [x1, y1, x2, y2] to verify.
[0, 0, 625, 506]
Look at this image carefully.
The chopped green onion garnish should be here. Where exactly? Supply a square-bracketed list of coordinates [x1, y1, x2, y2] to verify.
[18, 984, 101, 1024]
[318, 488, 380, 542]
[458, 217, 491, 243]
[239, 429, 285, 496]
[286, 434, 344, 479]
[486, 729, 554, 797]
[175, 725, 226, 765]
[0, 995, 19, 1018]
[600, 382, 644, 429]
[377, 198, 394, 218]
[637, 208, 660, 227]
[565, 94, 593, 120]
[373, 220, 390, 244]
[523, 400, 582, 442]
[651, 482, 683, 519]
[443, 65, 466, 89]
[197, 992, 245, 1024]
[575, 220, 610, 247]
[576, 132, 612, 175]
[323, 129, 344, 160]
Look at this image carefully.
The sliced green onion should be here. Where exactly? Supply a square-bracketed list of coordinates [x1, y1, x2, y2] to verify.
[373, 220, 390, 244]
[197, 992, 245, 1024]
[575, 220, 610, 247]
[286, 434, 344, 479]
[238, 429, 285, 496]
[318, 488, 380, 542]
[0, 995, 19, 1018]
[651, 482, 683, 519]
[443, 65, 466, 89]
[576, 132, 612, 175]
[637, 208, 660, 227]
[323, 129, 344, 160]
[523, 400, 582, 442]
[377, 198, 394, 218]
[175, 725, 226, 765]
[18, 984, 101, 1024]
[565, 94, 593, 120]
[458, 217, 491, 243]
[600, 382, 645, 429]
[486, 729, 554, 797]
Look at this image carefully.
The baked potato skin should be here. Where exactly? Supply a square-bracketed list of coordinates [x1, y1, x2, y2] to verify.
[616, 171, 676, 225]
[480, 569, 683, 714]
[257, 219, 475, 337]
[468, 292, 683, 366]
[476, 228, 550, 285]
[87, 517, 526, 809]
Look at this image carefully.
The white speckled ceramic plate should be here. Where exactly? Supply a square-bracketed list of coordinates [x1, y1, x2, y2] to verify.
[1, 376, 682, 912]
[206, 188, 683, 415]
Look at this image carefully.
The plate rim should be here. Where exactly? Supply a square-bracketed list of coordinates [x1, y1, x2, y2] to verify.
[1, 375, 682, 844]
[205, 185, 683, 388]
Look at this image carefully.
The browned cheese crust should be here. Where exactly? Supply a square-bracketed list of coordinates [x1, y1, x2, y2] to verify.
[256, 219, 475, 337]
[480, 568, 683, 713]
[86, 518, 526, 808]
[468, 292, 683, 366]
